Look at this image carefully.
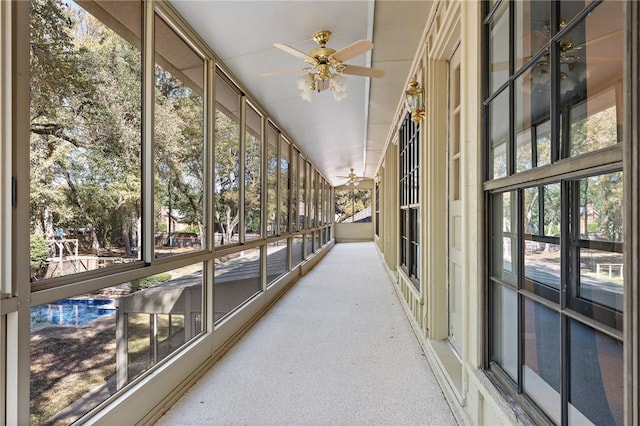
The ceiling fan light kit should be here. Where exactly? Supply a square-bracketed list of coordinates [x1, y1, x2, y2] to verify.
[269, 30, 385, 102]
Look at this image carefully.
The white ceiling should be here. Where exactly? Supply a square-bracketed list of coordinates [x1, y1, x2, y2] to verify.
[170, 0, 432, 186]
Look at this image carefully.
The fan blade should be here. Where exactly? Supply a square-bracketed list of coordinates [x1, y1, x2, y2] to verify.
[530, 31, 549, 52]
[341, 64, 385, 78]
[274, 43, 314, 62]
[330, 39, 373, 63]
[573, 29, 623, 49]
[260, 67, 307, 77]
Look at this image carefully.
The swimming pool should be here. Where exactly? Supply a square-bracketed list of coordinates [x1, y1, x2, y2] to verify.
[30, 299, 115, 329]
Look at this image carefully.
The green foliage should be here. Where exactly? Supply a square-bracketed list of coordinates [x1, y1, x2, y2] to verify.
[30, 0, 144, 256]
[335, 189, 371, 223]
[131, 273, 171, 292]
[176, 225, 199, 234]
[30, 234, 50, 271]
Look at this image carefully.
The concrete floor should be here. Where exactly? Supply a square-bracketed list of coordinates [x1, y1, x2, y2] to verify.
[155, 242, 457, 425]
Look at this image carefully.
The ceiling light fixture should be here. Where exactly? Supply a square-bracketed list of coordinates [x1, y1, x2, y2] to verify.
[338, 167, 364, 186]
[297, 70, 348, 102]
[295, 31, 348, 102]
[266, 30, 384, 103]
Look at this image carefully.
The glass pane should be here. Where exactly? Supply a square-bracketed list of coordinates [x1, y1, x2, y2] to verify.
[30, 264, 202, 424]
[267, 240, 288, 285]
[569, 320, 623, 426]
[560, 1, 595, 28]
[245, 106, 262, 241]
[491, 283, 518, 380]
[266, 125, 278, 237]
[154, 14, 205, 257]
[515, 1, 551, 70]
[214, 248, 261, 321]
[524, 184, 561, 298]
[214, 73, 240, 246]
[291, 235, 304, 268]
[290, 149, 298, 232]
[318, 180, 324, 227]
[564, 1, 623, 157]
[410, 208, 420, 281]
[30, 0, 142, 282]
[309, 170, 315, 228]
[305, 233, 313, 259]
[491, 192, 518, 285]
[298, 155, 305, 230]
[535, 120, 551, 167]
[400, 209, 407, 267]
[515, 65, 551, 173]
[575, 173, 623, 312]
[279, 138, 290, 234]
[489, 90, 509, 179]
[488, 3, 509, 94]
[327, 183, 331, 224]
[523, 298, 561, 424]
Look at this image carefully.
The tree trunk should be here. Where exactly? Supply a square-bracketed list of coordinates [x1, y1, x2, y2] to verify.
[224, 205, 239, 244]
[198, 220, 204, 248]
[89, 225, 100, 254]
[120, 205, 132, 257]
[44, 205, 55, 239]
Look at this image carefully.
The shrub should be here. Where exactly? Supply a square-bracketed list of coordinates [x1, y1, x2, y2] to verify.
[30, 234, 50, 272]
[131, 273, 171, 292]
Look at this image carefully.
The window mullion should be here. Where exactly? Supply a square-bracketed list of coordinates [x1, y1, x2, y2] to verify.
[239, 97, 246, 243]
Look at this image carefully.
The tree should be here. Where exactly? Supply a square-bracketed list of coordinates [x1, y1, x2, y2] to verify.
[154, 66, 205, 247]
[335, 188, 371, 223]
[30, 0, 143, 261]
[244, 131, 262, 237]
[214, 110, 240, 244]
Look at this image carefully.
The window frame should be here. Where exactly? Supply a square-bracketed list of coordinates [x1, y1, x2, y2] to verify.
[482, 1, 628, 424]
[399, 112, 420, 286]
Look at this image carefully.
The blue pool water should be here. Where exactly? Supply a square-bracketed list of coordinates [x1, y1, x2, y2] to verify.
[30, 299, 115, 329]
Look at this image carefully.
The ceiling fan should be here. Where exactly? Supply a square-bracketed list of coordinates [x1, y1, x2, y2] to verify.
[337, 168, 366, 186]
[263, 30, 385, 101]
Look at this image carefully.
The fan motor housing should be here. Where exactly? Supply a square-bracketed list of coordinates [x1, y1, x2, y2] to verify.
[310, 47, 336, 62]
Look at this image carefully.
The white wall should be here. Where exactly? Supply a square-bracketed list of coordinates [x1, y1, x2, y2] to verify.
[334, 223, 374, 242]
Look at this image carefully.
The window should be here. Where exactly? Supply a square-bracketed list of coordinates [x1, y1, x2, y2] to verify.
[14, 1, 336, 423]
[484, 1, 624, 424]
[266, 239, 288, 286]
[334, 189, 372, 223]
[266, 124, 278, 237]
[244, 104, 262, 241]
[399, 112, 420, 285]
[214, 248, 261, 321]
[298, 154, 306, 230]
[316, 180, 325, 231]
[30, 0, 143, 281]
[214, 71, 240, 246]
[375, 182, 380, 236]
[279, 137, 290, 234]
[307, 164, 317, 229]
[28, 3, 203, 422]
[154, 13, 205, 257]
[290, 147, 299, 233]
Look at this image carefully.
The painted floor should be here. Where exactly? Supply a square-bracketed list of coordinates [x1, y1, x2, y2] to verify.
[155, 242, 457, 425]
